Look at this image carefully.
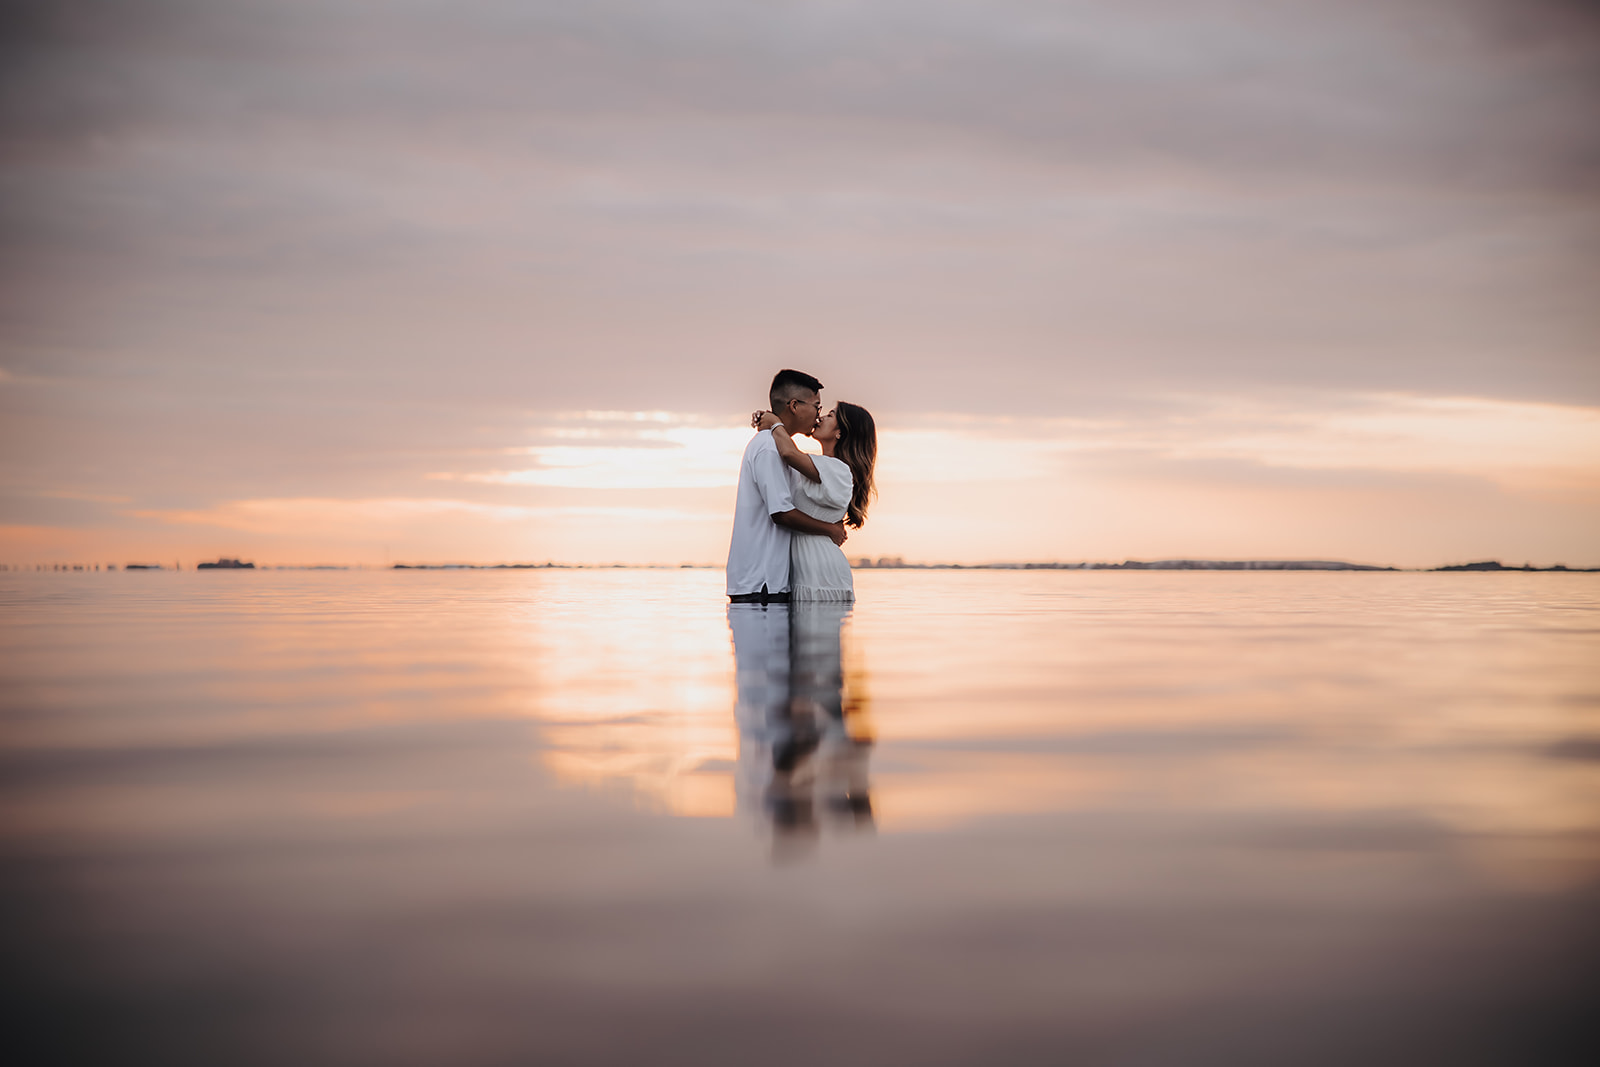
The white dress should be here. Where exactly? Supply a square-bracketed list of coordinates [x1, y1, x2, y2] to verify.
[788, 455, 855, 601]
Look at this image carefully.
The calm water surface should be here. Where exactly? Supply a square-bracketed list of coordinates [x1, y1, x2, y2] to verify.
[2, 569, 1597, 1065]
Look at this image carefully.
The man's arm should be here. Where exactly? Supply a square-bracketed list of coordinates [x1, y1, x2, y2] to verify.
[772, 509, 848, 546]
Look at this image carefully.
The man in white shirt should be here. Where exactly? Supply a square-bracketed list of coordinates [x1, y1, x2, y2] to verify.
[726, 369, 848, 603]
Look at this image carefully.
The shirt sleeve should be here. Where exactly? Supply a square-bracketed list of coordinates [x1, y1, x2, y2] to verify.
[752, 441, 795, 516]
[806, 456, 853, 510]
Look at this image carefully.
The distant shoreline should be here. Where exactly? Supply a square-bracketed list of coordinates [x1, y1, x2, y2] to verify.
[6, 559, 1594, 574]
[387, 559, 1595, 573]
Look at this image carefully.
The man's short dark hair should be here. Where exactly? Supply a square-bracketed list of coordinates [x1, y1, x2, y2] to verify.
[770, 369, 823, 410]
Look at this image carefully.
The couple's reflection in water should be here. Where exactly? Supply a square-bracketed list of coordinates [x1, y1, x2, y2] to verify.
[728, 601, 874, 859]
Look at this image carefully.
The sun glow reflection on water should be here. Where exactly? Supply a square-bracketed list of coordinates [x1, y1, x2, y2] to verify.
[2, 569, 1598, 1063]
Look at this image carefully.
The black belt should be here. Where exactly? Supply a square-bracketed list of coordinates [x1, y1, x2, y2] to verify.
[729, 589, 790, 604]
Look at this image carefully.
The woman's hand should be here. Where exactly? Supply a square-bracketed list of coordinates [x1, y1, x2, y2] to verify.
[752, 411, 781, 430]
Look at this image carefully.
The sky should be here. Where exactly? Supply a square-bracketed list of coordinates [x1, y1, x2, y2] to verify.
[2, 0, 1598, 567]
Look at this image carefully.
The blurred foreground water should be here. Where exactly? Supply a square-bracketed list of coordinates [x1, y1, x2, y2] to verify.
[2, 569, 1597, 1065]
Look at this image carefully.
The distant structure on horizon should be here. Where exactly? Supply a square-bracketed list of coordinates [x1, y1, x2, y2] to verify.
[1432, 560, 1590, 573]
[851, 558, 1598, 572]
[11, 557, 1594, 573]
[851, 558, 1397, 571]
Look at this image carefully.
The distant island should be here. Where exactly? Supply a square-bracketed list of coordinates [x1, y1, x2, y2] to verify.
[1432, 560, 1588, 572]
[394, 562, 605, 570]
[380, 558, 1595, 573]
[852, 558, 1593, 572]
[11, 557, 1593, 574]
[851, 558, 1397, 571]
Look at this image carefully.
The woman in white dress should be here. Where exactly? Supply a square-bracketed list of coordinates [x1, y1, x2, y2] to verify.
[755, 402, 878, 601]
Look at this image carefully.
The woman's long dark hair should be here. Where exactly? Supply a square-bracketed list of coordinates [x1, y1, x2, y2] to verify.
[834, 402, 877, 529]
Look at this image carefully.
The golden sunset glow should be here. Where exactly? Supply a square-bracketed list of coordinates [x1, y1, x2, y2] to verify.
[12, 394, 1593, 569]
[4, 4, 1598, 1057]
[5, 0, 1597, 570]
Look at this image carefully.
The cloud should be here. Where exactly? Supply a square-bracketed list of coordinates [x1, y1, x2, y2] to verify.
[890, 394, 1600, 486]
[2, 2, 1596, 563]
[3, 0, 1596, 410]
[128, 496, 720, 533]
[9, 1, 1597, 184]
[421, 395, 1600, 496]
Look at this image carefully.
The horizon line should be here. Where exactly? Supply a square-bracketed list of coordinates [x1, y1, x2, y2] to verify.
[5, 558, 1596, 574]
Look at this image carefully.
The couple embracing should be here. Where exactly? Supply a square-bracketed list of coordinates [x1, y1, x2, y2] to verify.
[726, 369, 878, 604]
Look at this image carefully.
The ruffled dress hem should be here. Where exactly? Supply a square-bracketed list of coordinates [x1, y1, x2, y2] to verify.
[790, 585, 855, 602]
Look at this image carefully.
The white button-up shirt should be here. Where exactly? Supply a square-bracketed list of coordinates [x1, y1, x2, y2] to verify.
[726, 430, 796, 595]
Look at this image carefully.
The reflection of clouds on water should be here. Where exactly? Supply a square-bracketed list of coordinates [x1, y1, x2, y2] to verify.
[729, 602, 874, 858]
[6, 570, 1600, 1063]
